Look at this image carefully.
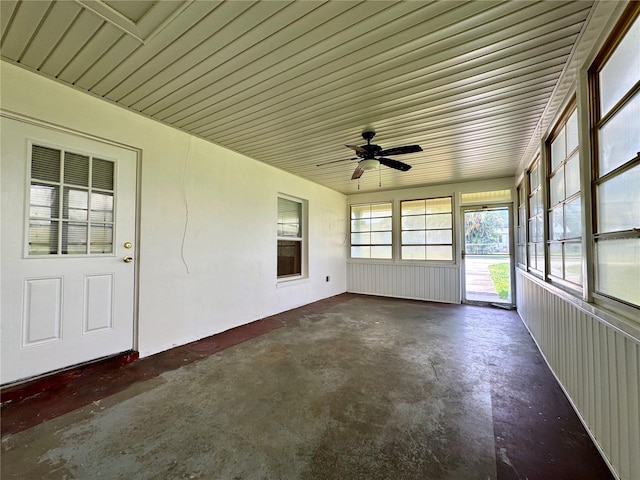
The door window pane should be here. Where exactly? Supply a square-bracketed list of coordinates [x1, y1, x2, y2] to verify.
[30, 184, 59, 219]
[64, 152, 89, 186]
[29, 220, 58, 255]
[62, 222, 87, 254]
[92, 158, 114, 190]
[91, 192, 114, 222]
[31, 146, 61, 182]
[90, 224, 113, 254]
[63, 188, 88, 221]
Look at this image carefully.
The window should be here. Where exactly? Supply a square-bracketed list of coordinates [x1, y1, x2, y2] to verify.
[28, 144, 115, 256]
[277, 196, 304, 278]
[401, 196, 453, 261]
[350, 202, 392, 259]
[527, 159, 543, 273]
[517, 181, 526, 268]
[589, 5, 640, 308]
[547, 105, 582, 288]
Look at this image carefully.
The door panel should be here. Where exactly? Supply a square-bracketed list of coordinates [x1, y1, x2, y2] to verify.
[1, 117, 137, 384]
[462, 206, 513, 304]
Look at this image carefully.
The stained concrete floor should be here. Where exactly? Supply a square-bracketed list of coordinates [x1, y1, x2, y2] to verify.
[1, 294, 613, 480]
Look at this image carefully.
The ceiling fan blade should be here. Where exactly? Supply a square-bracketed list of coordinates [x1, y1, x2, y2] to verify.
[378, 157, 412, 171]
[346, 144, 368, 154]
[351, 165, 365, 180]
[378, 145, 422, 156]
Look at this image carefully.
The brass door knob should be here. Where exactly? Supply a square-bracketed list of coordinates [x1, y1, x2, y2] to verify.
[123, 256, 134, 263]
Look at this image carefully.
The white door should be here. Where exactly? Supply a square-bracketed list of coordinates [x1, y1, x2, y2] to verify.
[1, 117, 137, 384]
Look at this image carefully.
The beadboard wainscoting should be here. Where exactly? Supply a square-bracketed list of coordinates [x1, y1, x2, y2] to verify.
[347, 262, 460, 304]
[516, 270, 640, 480]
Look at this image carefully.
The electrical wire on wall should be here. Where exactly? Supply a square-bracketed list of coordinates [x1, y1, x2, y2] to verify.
[181, 137, 193, 273]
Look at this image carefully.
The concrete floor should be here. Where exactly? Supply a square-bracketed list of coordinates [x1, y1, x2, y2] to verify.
[1, 294, 613, 480]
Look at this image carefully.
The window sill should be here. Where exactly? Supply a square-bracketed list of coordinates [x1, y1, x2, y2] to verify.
[276, 276, 309, 288]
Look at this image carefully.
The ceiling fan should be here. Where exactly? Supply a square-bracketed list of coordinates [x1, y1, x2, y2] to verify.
[317, 131, 422, 180]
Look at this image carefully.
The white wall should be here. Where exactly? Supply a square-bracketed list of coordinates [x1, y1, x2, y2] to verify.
[0, 62, 347, 359]
[347, 178, 514, 303]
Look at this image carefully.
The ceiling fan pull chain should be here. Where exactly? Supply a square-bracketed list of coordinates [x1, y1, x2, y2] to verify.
[379, 164, 382, 188]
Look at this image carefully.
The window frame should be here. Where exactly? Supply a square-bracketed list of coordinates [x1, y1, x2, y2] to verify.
[26, 141, 117, 257]
[526, 157, 544, 276]
[516, 180, 527, 269]
[349, 201, 393, 260]
[546, 101, 583, 292]
[400, 195, 454, 262]
[588, 2, 640, 311]
[277, 194, 307, 281]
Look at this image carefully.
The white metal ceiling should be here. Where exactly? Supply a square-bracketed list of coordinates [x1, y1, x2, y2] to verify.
[0, 0, 594, 194]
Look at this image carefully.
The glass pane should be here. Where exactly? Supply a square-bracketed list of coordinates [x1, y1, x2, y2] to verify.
[402, 215, 425, 230]
[402, 230, 426, 245]
[351, 205, 370, 219]
[31, 145, 61, 182]
[530, 164, 540, 189]
[550, 168, 564, 206]
[277, 198, 301, 237]
[426, 229, 452, 244]
[277, 239, 301, 277]
[566, 110, 579, 154]
[371, 231, 391, 244]
[351, 218, 370, 233]
[565, 242, 582, 285]
[529, 191, 539, 216]
[402, 246, 425, 260]
[549, 242, 562, 277]
[351, 246, 370, 258]
[62, 222, 87, 254]
[92, 158, 114, 190]
[371, 246, 392, 259]
[63, 187, 88, 221]
[90, 224, 113, 254]
[565, 153, 580, 197]
[351, 233, 371, 245]
[550, 207, 563, 241]
[425, 213, 452, 229]
[90, 192, 114, 222]
[30, 184, 59, 219]
[29, 220, 58, 255]
[401, 200, 425, 215]
[528, 219, 537, 243]
[564, 197, 582, 239]
[370, 217, 392, 231]
[596, 237, 640, 307]
[599, 15, 640, 115]
[64, 152, 89, 186]
[528, 244, 537, 270]
[370, 203, 392, 218]
[425, 197, 451, 213]
[599, 91, 640, 176]
[551, 130, 566, 171]
[535, 216, 543, 242]
[597, 164, 640, 233]
[426, 245, 452, 261]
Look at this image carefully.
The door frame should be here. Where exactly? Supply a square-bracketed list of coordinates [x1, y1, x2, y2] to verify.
[1, 111, 142, 373]
[460, 203, 516, 306]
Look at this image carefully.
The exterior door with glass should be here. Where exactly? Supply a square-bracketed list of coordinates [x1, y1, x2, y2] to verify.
[462, 206, 513, 305]
[1, 118, 137, 384]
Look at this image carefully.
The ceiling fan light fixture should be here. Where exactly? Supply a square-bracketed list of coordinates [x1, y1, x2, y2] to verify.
[360, 158, 380, 170]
